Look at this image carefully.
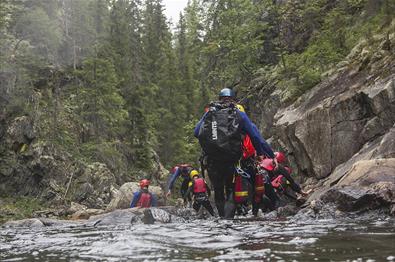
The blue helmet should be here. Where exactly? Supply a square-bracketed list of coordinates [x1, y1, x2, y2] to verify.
[219, 88, 235, 98]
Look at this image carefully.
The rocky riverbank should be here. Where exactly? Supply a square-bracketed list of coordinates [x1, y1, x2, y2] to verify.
[247, 31, 395, 219]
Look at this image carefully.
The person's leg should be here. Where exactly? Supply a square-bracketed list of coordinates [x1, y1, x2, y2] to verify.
[207, 161, 225, 217]
[264, 177, 279, 210]
[180, 179, 190, 206]
[192, 200, 201, 212]
[202, 199, 215, 216]
[223, 162, 236, 219]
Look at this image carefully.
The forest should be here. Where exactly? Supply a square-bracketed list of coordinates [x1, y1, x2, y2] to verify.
[1, 0, 394, 180]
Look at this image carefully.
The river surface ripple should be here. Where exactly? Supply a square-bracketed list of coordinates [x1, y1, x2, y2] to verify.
[1, 218, 394, 261]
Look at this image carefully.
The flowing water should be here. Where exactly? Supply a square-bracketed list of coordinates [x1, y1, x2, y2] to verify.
[1, 217, 394, 261]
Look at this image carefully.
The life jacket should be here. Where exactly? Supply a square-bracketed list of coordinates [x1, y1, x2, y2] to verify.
[136, 191, 152, 208]
[259, 158, 275, 171]
[254, 168, 266, 204]
[271, 175, 285, 190]
[193, 178, 207, 194]
[197, 102, 242, 162]
[234, 174, 249, 204]
[242, 135, 256, 159]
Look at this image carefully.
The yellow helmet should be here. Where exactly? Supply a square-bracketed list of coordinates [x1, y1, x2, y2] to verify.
[236, 104, 245, 113]
[190, 169, 199, 179]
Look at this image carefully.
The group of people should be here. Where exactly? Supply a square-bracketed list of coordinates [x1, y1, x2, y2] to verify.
[130, 88, 308, 218]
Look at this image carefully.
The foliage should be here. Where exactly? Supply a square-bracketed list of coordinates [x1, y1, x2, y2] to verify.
[0, 197, 47, 224]
[1, 0, 394, 185]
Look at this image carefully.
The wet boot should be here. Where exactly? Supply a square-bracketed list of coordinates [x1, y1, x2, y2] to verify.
[216, 200, 225, 217]
[224, 192, 236, 219]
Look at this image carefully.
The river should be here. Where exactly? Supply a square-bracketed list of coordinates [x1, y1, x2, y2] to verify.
[1, 217, 394, 261]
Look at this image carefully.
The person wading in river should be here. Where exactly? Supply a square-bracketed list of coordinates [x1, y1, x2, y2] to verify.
[194, 87, 277, 218]
[130, 179, 158, 208]
[166, 164, 194, 206]
[186, 169, 215, 216]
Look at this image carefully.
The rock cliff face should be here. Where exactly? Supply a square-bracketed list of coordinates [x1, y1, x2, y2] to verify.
[0, 116, 167, 211]
[249, 33, 395, 216]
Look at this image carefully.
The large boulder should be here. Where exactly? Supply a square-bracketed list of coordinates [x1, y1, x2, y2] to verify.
[307, 158, 395, 216]
[69, 162, 117, 209]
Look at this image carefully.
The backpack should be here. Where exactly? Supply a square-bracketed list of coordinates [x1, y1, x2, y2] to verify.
[197, 102, 243, 162]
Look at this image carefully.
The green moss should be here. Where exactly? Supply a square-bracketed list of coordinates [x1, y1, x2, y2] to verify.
[0, 197, 47, 224]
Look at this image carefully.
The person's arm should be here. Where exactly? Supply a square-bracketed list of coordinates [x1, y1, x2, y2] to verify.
[185, 181, 194, 197]
[151, 193, 158, 207]
[194, 112, 208, 138]
[277, 166, 302, 193]
[239, 112, 275, 158]
[130, 192, 140, 208]
[167, 167, 181, 192]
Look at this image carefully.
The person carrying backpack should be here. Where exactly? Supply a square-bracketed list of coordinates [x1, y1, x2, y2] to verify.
[130, 179, 158, 208]
[194, 88, 277, 218]
[186, 169, 215, 216]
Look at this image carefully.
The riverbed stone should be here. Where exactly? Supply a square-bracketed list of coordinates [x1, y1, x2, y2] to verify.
[318, 159, 395, 212]
[3, 218, 44, 228]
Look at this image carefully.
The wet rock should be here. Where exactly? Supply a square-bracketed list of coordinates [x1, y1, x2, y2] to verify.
[149, 208, 172, 223]
[106, 182, 140, 210]
[159, 206, 196, 219]
[316, 159, 395, 213]
[277, 204, 299, 217]
[90, 209, 143, 226]
[71, 208, 105, 220]
[3, 218, 44, 228]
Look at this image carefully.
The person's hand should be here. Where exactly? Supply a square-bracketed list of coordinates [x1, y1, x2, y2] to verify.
[166, 191, 171, 198]
[272, 157, 279, 170]
[299, 189, 312, 197]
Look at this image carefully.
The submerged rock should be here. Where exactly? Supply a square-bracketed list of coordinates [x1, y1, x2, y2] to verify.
[3, 218, 44, 228]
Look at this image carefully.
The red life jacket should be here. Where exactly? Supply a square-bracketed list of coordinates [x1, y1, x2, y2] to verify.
[234, 174, 249, 204]
[242, 135, 256, 159]
[271, 175, 284, 189]
[193, 178, 207, 193]
[254, 172, 265, 204]
[136, 192, 152, 208]
[259, 158, 275, 171]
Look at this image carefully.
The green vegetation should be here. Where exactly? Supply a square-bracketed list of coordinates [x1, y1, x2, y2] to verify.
[0, 197, 47, 224]
[1, 0, 394, 183]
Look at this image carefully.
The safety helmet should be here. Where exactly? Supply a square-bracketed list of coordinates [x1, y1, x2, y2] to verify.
[189, 169, 199, 179]
[236, 104, 245, 113]
[219, 88, 235, 98]
[139, 179, 150, 188]
[275, 152, 286, 164]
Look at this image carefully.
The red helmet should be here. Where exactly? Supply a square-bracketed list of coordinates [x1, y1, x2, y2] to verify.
[275, 152, 286, 164]
[284, 166, 292, 174]
[139, 179, 150, 188]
